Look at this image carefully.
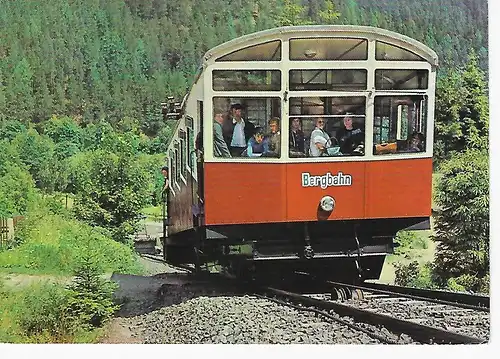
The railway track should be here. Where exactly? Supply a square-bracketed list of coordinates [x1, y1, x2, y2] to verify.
[260, 274, 490, 345]
[137, 256, 489, 344]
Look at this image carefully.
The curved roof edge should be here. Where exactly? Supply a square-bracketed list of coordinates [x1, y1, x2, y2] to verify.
[203, 25, 439, 67]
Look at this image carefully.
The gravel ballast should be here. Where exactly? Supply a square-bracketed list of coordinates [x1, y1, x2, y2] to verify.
[132, 295, 387, 344]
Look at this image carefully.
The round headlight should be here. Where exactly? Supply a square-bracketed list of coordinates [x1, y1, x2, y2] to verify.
[320, 196, 335, 212]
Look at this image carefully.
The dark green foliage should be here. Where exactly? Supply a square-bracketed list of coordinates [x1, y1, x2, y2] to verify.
[434, 51, 489, 163]
[431, 147, 489, 292]
[66, 254, 120, 330]
[394, 261, 436, 289]
[334, 0, 488, 70]
[0, 0, 488, 127]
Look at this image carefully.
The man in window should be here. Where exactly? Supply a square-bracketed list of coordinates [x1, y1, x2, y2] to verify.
[309, 117, 330, 157]
[213, 112, 231, 158]
[267, 117, 281, 156]
[335, 113, 364, 155]
[289, 117, 305, 157]
[224, 103, 255, 157]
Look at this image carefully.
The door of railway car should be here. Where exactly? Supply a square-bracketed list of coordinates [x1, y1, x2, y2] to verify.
[285, 94, 368, 222]
[192, 101, 205, 227]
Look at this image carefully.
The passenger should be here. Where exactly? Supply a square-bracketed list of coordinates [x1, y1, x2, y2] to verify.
[213, 112, 231, 158]
[160, 166, 169, 195]
[311, 136, 328, 157]
[160, 166, 171, 222]
[335, 113, 364, 155]
[267, 117, 281, 156]
[195, 131, 203, 152]
[289, 117, 305, 156]
[409, 131, 425, 152]
[245, 127, 270, 157]
[309, 117, 330, 157]
[223, 103, 256, 157]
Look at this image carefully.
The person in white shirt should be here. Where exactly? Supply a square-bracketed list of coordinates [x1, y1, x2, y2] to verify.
[309, 117, 330, 157]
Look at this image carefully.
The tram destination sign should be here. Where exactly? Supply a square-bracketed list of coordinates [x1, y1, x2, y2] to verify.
[301, 171, 352, 189]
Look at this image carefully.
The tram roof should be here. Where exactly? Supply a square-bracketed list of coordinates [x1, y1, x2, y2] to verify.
[202, 25, 438, 67]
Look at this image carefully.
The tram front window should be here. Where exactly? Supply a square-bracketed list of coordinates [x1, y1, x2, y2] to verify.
[289, 97, 366, 157]
[373, 95, 428, 155]
[212, 97, 281, 158]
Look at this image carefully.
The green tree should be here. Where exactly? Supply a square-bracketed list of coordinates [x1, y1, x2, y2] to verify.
[274, 0, 313, 26]
[434, 50, 489, 163]
[43, 116, 83, 160]
[66, 253, 120, 330]
[432, 147, 489, 292]
[318, 0, 340, 24]
[71, 150, 152, 243]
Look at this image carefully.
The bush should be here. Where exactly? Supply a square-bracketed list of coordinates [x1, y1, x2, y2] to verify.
[393, 231, 417, 255]
[394, 261, 436, 289]
[394, 260, 419, 286]
[15, 282, 73, 342]
[66, 254, 120, 330]
[446, 273, 489, 293]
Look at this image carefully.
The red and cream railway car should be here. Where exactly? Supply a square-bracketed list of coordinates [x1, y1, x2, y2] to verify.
[163, 25, 438, 282]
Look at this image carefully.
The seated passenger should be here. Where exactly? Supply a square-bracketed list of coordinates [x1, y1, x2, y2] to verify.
[267, 117, 281, 155]
[335, 113, 364, 155]
[245, 127, 270, 157]
[409, 131, 425, 152]
[309, 117, 330, 157]
[311, 136, 329, 157]
[289, 117, 305, 157]
[213, 112, 231, 158]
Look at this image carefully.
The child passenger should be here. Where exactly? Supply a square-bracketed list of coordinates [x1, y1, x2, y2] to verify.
[246, 127, 270, 157]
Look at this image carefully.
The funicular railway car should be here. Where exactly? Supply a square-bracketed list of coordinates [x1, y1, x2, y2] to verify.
[163, 25, 438, 282]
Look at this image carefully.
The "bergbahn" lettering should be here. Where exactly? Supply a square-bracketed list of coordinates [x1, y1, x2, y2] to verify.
[301, 172, 352, 189]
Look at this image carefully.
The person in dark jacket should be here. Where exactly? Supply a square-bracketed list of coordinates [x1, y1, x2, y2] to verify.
[289, 117, 305, 157]
[223, 103, 256, 157]
[335, 113, 364, 155]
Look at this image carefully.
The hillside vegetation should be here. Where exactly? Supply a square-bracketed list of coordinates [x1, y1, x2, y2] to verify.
[0, 0, 490, 343]
[0, 0, 488, 132]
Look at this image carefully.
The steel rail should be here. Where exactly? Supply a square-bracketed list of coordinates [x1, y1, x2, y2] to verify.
[352, 281, 489, 311]
[326, 281, 490, 312]
[264, 287, 486, 344]
[255, 293, 398, 344]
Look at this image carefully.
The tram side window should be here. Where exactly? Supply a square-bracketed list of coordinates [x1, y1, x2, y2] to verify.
[186, 117, 195, 170]
[212, 97, 281, 158]
[174, 145, 180, 183]
[169, 150, 176, 190]
[289, 96, 366, 157]
[373, 96, 428, 155]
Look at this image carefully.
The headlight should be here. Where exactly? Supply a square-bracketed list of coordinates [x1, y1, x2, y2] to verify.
[320, 196, 335, 212]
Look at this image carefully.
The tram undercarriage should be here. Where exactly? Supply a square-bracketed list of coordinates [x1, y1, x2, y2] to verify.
[163, 217, 429, 282]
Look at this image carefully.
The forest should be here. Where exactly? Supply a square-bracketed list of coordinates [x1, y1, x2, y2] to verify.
[0, 0, 490, 343]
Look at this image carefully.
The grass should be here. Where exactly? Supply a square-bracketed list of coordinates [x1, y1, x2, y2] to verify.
[0, 280, 106, 343]
[141, 205, 163, 222]
[0, 213, 144, 276]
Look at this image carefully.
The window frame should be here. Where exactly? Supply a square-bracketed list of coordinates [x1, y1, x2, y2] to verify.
[372, 94, 429, 156]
